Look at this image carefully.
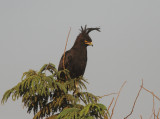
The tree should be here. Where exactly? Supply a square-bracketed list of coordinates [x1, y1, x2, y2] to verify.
[1, 63, 109, 119]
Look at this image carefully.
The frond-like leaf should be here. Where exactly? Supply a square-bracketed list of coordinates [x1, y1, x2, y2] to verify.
[57, 108, 80, 119]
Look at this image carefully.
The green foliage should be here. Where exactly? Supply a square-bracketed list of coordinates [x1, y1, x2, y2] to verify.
[57, 103, 109, 119]
[1, 63, 109, 119]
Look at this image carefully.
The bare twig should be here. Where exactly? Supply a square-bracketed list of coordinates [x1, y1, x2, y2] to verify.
[150, 108, 160, 119]
[63, 27, 71, 70]
[98, 93, 118, 99]
[153, 95, 155, 119]
[150, 113, 153, 119]
[150, 107, 160, 119]
[108, 97, 115, 111]
[141, 84, 160, 119]
[154, 113, 160, 119]
[142, 87, 160, 101]
[157, 108, 160, 119]
[124, 79, 143, 119]
[110, 81, 127, 119]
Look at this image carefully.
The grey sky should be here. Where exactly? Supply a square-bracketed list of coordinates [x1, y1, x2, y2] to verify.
[0, 0, 160, 119]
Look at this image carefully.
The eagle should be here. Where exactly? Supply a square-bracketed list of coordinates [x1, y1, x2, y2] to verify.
[58, 26, 100, 79]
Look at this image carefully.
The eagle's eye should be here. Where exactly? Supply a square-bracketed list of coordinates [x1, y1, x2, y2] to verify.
[84, 40, 93, 46]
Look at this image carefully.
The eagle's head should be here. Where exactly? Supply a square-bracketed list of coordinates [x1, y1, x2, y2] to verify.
[73, 25, 100, 48]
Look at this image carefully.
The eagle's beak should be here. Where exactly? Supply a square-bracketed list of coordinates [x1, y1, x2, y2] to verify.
[89, 42, 93, 47]
[85, 41, 93, 46]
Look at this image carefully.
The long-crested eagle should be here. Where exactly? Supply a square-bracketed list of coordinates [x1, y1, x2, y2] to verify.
[58, 26, 100, 79]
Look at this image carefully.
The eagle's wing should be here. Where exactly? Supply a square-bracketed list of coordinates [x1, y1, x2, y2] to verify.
[58, 50, 72, 71]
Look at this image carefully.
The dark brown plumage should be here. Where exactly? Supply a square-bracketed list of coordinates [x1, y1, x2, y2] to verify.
[58, 26, 100, 79]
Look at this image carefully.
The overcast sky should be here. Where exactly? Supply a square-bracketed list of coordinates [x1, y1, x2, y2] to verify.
[0, 0, 160, 119]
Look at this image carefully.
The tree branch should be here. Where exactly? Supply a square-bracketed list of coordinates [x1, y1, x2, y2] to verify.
[108, 97, 114, 111]
[110, 81, 127, 119]
[98, 93, 117, 99]
[124, 79, 143, 119]
[63, 27, 71, 70]
[142, 87, 160, 101]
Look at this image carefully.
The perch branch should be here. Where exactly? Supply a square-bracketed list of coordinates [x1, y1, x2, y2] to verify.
[63, 27, 71, 70]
